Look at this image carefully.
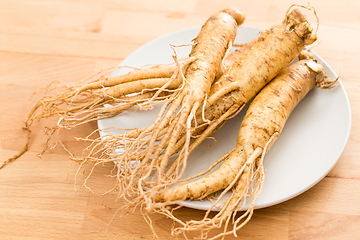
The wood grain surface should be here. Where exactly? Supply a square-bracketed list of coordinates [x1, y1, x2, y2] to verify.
[1, 0, 359, 239]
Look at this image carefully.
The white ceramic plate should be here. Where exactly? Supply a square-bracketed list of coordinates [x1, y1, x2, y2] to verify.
[97, 26, 351, 211]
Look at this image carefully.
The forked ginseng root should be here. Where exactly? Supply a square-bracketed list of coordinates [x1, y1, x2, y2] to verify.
[154, 56, 336, 240]
[73, 7, 319, 211]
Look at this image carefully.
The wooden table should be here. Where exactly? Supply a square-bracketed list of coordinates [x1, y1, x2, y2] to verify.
[1, 0, 359, 239]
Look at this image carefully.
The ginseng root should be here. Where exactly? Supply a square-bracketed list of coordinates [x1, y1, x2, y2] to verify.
[154, 57, 336, 240]
[81, 6, 320, 215]
[139, 6, 319, 204]
[1, 8, 248, 169]
[86, 8, 245, 197]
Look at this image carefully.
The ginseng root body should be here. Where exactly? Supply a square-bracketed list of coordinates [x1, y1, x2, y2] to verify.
[90, 8, 246, 197]
[141, 7, 318, 201]
[155, 57, 335, 240]
[75, 7, 319, 212]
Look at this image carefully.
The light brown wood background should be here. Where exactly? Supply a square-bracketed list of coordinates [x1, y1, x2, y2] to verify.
[1, 0, 359, 239]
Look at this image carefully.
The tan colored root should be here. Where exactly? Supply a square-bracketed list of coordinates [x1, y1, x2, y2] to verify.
[42, 53, 192, 134]
[154, 148, 262, 240]
[0, 127, 31, 169]
[77, 9, 308, 207]
[123, 55, 196, 187]
[25, 64, 177, 127]
[27, 74, 181, 128]
[57, 89, 173, 129]
[67, 9, 247, 212]
[69, 6, 328, 240]
[157, 133, 276, 240]
[63, 64, 176, 98]
[116, 8, 244, 197]
[156, 56, 332, 237]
